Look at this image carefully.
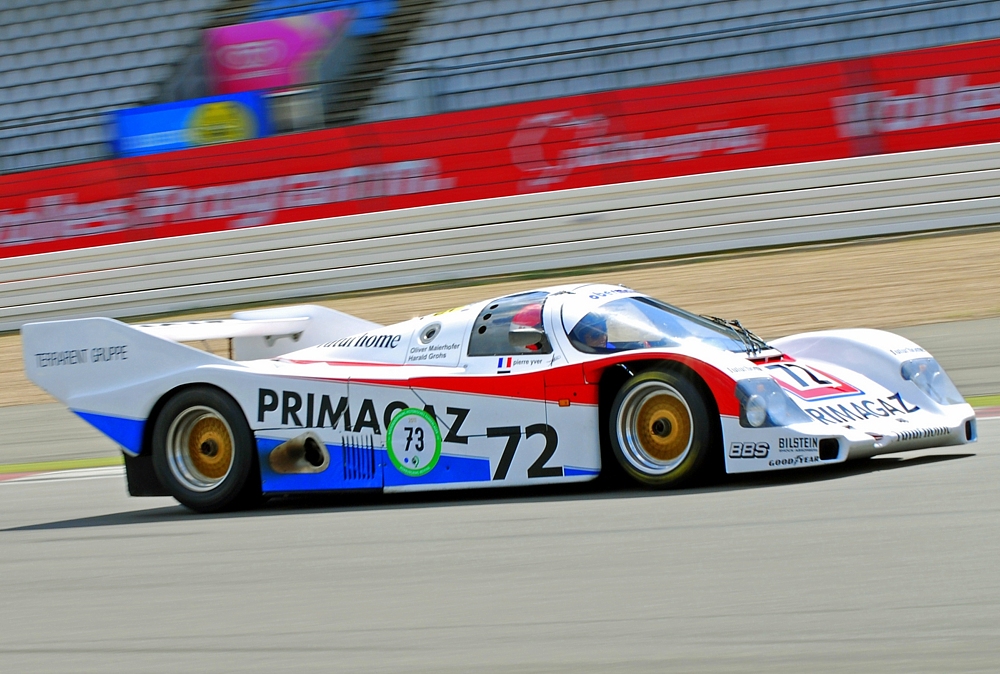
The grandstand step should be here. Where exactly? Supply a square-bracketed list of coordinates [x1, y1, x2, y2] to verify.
[323, 0, 437, 127]
[207, 0, 260, 29]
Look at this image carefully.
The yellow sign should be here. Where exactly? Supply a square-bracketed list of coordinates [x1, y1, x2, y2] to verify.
[186, 102, 257, 146]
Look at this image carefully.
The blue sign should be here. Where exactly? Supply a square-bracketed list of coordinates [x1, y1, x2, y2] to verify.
[111, 91, 273, 158]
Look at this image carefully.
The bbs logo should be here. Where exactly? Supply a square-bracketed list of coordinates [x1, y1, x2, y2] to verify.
[729, 442, 770, 459]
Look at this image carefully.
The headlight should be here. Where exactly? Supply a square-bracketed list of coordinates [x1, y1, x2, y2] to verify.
[735, 378, 812, 428]
[744, 394, 768, 427]
[901, 358, 964, 405]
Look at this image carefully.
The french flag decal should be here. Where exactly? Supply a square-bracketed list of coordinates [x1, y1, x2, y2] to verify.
[497, 357, 512, 373]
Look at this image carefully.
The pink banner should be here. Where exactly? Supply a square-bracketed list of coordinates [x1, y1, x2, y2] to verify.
[204, 11, 352, 95]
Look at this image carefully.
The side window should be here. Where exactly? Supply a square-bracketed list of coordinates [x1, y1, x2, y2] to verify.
[468, 291, 552, 357]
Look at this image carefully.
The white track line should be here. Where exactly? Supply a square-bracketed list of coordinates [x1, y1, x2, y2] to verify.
[0, 466, 124, 485]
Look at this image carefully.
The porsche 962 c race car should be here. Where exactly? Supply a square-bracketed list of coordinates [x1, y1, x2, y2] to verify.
[23, 284, 977, 512]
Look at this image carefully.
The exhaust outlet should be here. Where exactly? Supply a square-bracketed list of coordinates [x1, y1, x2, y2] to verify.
[268, 432, 330, 474]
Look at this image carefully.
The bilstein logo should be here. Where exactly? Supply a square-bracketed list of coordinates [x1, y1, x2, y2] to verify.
[779, 437, 819, 451]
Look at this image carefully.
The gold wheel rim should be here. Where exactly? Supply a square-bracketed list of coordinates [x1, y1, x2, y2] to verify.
[187, 416, 233, 479]
[166, 406, 237, 492]
[635, 393, 692, 462]
[616, 380, 696, 476]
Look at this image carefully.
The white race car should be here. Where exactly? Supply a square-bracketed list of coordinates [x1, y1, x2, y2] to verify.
[22, 284, 976, 512]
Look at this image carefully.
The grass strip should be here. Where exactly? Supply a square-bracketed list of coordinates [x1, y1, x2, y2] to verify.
[0, 455, 123, 475]
[967, 394, 1000, 408]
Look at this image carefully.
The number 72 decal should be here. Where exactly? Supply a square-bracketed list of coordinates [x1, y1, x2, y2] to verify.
[487, 424, 562, 480]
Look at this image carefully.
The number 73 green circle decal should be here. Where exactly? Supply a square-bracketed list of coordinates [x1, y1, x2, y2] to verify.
[386, 408, 442, 477]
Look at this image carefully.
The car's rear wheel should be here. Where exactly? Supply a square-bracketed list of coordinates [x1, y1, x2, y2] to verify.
[609, 369, 714, 487]
[152, 387, 260, 512]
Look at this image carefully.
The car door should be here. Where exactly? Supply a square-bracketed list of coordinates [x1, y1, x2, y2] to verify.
[468, 291, 554, 484]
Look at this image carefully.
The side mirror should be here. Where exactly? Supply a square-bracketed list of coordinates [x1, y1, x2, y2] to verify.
[509, 325, 548, 351]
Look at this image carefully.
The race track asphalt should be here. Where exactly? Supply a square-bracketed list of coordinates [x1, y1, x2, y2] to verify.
[1, 418, 998, 673]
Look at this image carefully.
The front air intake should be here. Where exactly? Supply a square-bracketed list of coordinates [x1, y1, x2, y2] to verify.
[895, 426, 949, 443]
[819, 438, 840, 461]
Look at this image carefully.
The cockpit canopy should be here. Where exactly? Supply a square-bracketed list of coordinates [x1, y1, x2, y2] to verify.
[285, 285, 764, 367]
[563, 296, 750, 355]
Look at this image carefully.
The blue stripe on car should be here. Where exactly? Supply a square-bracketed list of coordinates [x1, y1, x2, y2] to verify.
[73, 410, 145, 455]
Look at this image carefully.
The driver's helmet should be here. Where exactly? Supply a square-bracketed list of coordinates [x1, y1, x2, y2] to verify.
[510, 303, 545, 351]
[511, 303, 543, 331]
[574, 313, 608, 349]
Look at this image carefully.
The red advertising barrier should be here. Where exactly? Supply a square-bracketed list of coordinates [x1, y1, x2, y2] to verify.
[4, 38, 1000, 258]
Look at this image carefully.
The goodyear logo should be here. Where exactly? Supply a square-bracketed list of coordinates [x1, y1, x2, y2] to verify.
[186, 101, 256, 146]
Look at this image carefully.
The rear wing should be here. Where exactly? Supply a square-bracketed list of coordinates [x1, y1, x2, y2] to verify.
[22, 304, 381, 415]
[23, 316, 225, 412]
[134, 304, 381, 360]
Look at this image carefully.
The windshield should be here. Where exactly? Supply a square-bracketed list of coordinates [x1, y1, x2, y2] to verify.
[564, 296, 749, 354]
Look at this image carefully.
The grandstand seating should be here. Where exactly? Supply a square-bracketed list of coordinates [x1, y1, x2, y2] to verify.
[4, 0, 1000, 175]
[362, 0, 1000, 121]
[0, 0, 416, 173]
[248, 0, 397, 35]
[0, 0, 228, 174]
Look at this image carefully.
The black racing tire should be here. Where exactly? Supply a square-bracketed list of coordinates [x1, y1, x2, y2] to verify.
[608, 369, 714, 488]
[152, 387, 261, 513]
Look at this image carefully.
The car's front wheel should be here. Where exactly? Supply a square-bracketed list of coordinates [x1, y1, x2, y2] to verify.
[152, 387, 260, 512]
[609, 369, 714, 487]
